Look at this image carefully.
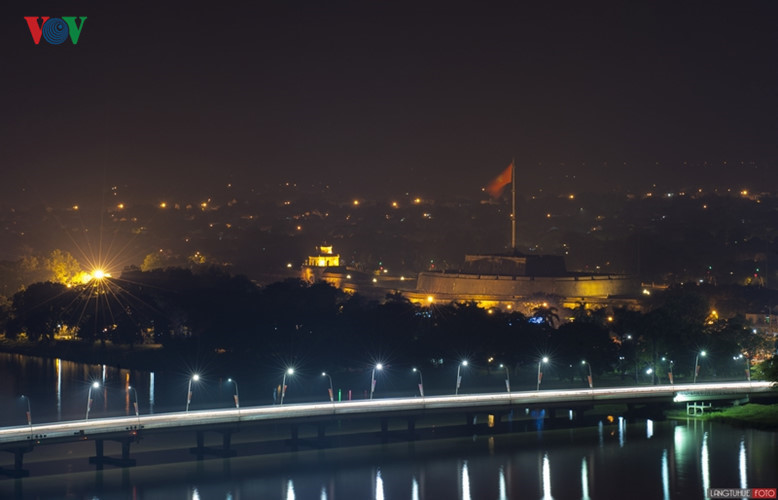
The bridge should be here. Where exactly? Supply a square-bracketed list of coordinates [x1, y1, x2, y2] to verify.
[0, 380, 774, 477]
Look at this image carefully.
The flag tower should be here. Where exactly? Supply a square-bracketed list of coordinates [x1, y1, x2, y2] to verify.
[486, 160, 517, 252]
[510, 159, 516, 252]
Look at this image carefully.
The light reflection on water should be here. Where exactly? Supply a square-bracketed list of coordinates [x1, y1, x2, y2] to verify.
[1, 415, 776, 499]
[375, 467, 384, 500]
[541, 452, 553, 500]
[739, 437, 747, 491]
[701, 431, 710, 498]
[661, 449, 670, 500]
[581, 457, 591, 500]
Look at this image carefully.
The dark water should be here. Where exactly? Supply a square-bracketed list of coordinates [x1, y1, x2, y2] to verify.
[0, 353, 776, 499]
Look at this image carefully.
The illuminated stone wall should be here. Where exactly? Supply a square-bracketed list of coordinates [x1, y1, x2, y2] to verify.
[416, 272, 637, 299]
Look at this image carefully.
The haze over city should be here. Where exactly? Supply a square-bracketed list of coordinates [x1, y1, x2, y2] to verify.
[2, 1, 778, 208]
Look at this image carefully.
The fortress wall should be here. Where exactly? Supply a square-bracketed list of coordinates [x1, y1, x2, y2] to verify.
[416, 272, 637, 298]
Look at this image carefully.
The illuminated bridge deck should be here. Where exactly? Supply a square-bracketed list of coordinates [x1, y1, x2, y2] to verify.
[0, 381, 774, 477]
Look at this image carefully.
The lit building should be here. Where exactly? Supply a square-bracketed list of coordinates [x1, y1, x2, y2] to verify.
[302, 245, 342, 283]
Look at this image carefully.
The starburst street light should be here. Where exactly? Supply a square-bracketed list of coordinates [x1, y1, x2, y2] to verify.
[694, 350, 707, 383]
[537, 357, 549, 391]
[455, 360, 468, 395]
[499, 363, 511, 392]
[321, 372, 334, 402]
[186, 374, 200, 412]
[412, 367, 424, 397]
[227, 378, 240, 409]
[280, 368, 294, 405]
[370, 364, 383, 400]
[734, 354, 751, 381]
[86, 381, 100, 420]
[581, 360, 593, 388]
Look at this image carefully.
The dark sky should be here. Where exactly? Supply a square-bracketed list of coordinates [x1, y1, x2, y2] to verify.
[2, 1, 778, 206]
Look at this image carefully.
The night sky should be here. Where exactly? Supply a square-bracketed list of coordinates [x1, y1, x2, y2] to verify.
[2, 1, 778, 206]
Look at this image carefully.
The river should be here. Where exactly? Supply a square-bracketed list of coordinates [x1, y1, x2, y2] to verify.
[0, 353, 776, 499]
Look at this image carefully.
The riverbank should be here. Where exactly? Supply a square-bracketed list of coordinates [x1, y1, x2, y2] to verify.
[0, 338, 172, 372]
[666, 403, 778, 430]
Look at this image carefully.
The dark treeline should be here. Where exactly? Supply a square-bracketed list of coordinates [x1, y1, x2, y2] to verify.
[1, 267, 777, 383]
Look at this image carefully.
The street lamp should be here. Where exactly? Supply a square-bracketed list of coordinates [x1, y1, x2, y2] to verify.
[663, 358, 674, 384]
[186, 374, 200, 412]
[20, 395, 32, 439]
[370, 364, 383, 400]
[227, 378, 240, 409]
[455, 360, 468, 395]
[127, 385, 139, 417]
[280, 368, 294, 405]
[499, 363, 511, 392]
[536, 357, 549, 391]
[86, 381, 100, 420]
[581, 360, 593, 388]
[412, 367, 424, 397]
[694, 350, 707, 383]
[734, 354, 751, 381]
[321, 372, 334, 402]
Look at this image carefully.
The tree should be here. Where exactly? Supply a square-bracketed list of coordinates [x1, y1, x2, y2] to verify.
[141, 252, 166, 271]
[45, 249, 82, 285]
[8, 282, 71, 341]
[532, 305, 559, 328]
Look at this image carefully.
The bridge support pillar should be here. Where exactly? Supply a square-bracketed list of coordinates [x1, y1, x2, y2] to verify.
[317, 423, 326, 440]
[89, 438, 137, 468]
[289, 425, 299, 451]
[407, 418, 417, 440]
[381, 419, 389, 443]
[466, 413, 476, 432]
[190, 430, 237, 458]
[0, 445, 33, 478]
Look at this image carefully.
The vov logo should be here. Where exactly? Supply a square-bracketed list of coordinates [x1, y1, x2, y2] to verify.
[24, 17, 87, 45]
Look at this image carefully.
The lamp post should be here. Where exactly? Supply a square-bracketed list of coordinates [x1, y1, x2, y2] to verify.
[227, 378, 240, 409]
[280, 368, 294, 405]
[321, 372, 334, 402]
[186, 374, 200, 412]
[694, 351, 707, 383]
[455, 360, 468, 395]
[536, 357, 549, 391]
[499, 363, 511, 392]
[664, 358, 674, 385]
[370, 364, 383, 400]
[86, 381, 100, 420]
[20, 395, 32, 439]
[581, 360, 593, 388]
[734, 354, 751, 381]
[412, 367, 424, 397]
[127, 385, 139, 417]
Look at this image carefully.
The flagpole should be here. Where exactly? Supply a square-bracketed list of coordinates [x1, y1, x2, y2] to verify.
[510, 159, 516, 252]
